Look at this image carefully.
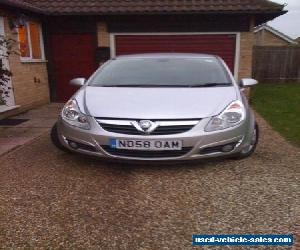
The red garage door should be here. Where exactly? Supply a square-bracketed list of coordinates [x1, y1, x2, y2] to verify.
[115, 34, 236, 73]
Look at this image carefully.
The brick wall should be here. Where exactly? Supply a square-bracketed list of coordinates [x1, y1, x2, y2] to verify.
[255, 30, 290, 46]
[1, 15, 50, 118]
[239, 32, 255, 79]
[97, 22, 110, 47]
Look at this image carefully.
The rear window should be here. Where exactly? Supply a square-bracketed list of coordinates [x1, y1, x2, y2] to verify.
[89, 57, 232, 87]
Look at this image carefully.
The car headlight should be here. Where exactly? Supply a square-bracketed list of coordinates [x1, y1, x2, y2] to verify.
[62, 99, 91, 130]
[205, 100, 246, 132]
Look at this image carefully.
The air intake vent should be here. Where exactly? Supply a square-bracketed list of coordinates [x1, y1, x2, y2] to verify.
[101, 146, 193, 158]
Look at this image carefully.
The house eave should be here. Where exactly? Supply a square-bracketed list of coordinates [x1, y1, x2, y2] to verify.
[0, 0, 47, 14]
[42, 10, 286, 17]
[0, 0, 286, 23]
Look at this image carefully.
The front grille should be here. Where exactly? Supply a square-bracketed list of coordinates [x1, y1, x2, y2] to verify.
[99, 123, 195, 135]
[101, 146, 193, 158]
[97, 119, 199, 135]
[148, 125, 195, 135]
[100, 123, 142, 135]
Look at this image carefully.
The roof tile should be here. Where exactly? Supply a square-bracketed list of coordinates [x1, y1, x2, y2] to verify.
[19, 0, 284, 15]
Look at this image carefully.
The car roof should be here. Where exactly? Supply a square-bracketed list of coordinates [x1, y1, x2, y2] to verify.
[115, 53, 218, 59]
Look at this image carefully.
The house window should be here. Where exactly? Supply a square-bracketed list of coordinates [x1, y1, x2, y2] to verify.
[18, 21, 45, 61]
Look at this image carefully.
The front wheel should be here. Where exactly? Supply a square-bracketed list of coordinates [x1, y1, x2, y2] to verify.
[231, 123, 259, 160]
[50, 123, 70, 152]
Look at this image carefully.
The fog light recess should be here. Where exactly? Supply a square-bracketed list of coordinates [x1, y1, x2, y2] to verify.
[199, 142, 238, 155]
[69, 141, 79, 149]
[222, 144, 234, 152]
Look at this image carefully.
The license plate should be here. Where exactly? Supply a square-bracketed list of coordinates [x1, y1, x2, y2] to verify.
[110, 139, 182, 151]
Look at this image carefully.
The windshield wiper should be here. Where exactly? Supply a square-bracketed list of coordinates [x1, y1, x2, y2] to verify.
[101, 84, 141, 87]
[189, 83, 232, 88]
[101, 84, 193, 88]
[101, 83, 232, 88]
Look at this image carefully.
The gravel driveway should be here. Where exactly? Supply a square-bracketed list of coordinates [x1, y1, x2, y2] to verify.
[0, 116, 299, 249]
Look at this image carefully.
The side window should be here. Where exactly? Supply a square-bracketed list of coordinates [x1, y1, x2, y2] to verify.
[18, 20, 44, 61]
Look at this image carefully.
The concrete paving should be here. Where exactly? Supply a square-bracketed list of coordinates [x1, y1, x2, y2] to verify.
[0, 109, 299, 249]
[0, 103, 63, 156]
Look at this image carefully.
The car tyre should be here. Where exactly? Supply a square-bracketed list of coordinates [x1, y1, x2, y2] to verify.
[51, 123, 70, 152]
[231, 123, 259, 160]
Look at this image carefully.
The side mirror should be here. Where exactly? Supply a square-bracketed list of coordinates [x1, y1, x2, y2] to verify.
[239, 78, 258, 88]
[70, 78, 86, 87]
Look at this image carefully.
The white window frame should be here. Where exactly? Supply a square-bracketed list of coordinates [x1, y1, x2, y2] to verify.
[18, 20, 46, 63]
[109, 32, 241, 80]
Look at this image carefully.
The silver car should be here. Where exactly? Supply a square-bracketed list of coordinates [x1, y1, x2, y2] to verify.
[51, 53, 259, 161]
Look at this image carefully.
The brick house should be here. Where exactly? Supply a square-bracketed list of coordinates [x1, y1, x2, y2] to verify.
[254, 24, 297, 46]
[0, 1, 49, 118]
[0, 0, 286, 118]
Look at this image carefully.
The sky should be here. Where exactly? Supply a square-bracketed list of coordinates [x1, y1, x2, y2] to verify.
[268, 0, 300, 39]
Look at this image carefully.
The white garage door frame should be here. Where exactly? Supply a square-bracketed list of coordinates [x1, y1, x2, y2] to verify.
[109, 32, 241, 80]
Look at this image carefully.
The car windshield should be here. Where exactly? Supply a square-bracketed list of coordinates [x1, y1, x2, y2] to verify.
[89, 57, 232, 87]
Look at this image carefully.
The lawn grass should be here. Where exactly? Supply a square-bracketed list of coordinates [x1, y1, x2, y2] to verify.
[251, 83, 300, 147]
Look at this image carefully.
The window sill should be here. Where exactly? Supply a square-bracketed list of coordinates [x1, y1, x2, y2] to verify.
[0, 105, 21, 113]
[20, 59, 48, 63]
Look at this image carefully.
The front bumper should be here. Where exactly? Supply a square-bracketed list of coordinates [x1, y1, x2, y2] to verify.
[56, 116, 254, 161]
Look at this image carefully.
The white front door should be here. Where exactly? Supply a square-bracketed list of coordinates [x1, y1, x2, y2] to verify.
[0, 16, 16, 112]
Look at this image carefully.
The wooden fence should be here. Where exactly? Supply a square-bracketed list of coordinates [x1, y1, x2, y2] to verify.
[252, 46, 300, 83]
